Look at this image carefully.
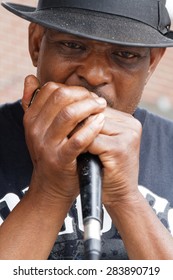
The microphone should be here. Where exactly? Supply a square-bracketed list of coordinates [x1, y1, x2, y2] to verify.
[77, 152, 102, 260]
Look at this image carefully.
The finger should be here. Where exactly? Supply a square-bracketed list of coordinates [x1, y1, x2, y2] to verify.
[31, 85, 106, 132]
[88, 123, 141, 164]
[22, 75, 40, 112]
[25, 83, 88, 124]
[45, 96, 106, 142]
[104, 107, 134, 121]
[24, 82, 62, 119]
[56, 113, 105, 164]
[23, 82, 68, 132]
[23, 83, 106, 148]
[101, 108, 142, 134]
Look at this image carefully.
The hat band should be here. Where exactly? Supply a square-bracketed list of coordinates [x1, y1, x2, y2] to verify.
[37, 0, 171, 34]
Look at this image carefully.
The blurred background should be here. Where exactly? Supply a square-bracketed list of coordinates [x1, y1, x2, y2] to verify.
[0, 0, 173, 119]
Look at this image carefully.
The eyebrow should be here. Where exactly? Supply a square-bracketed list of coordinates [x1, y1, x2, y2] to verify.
[46, 28, 150, 53]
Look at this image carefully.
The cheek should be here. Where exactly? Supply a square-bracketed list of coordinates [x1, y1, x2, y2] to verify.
[36, 47, 75, 86]
[114, 68, 148, 114]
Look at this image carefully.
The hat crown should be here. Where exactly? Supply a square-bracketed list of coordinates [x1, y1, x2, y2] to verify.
[37, 0, 171, 34]
[2, 0, 173, 47]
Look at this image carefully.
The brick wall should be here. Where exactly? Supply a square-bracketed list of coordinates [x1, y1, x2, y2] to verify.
[0, 0, 36, 103]
[142, 47, 173, 119]
[0, 0, 173, 118]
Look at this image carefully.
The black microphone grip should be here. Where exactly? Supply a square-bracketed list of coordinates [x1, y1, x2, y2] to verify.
[77, 152, 102, 260]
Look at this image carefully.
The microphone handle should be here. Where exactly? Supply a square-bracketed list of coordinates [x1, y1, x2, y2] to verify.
[77, 152, 102, 260]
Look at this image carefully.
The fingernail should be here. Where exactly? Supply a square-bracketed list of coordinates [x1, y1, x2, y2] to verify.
[96, 97, 107, 106]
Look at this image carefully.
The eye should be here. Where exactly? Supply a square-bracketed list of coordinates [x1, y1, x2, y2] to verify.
[116, 51, 139, 59]
[61, 41, 84, 50]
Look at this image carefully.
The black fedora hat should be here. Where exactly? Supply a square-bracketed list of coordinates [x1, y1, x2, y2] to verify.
[2, 0, 173, 47]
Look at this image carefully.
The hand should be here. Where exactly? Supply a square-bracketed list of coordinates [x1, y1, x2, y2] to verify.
[87, 107, 142, 207]
[22, 75, 106, 204]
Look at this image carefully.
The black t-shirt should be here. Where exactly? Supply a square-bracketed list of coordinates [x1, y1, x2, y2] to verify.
[0, 100, 173, 259]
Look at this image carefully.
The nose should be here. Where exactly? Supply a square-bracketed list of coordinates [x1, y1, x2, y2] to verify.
[76, 52, 113, 87]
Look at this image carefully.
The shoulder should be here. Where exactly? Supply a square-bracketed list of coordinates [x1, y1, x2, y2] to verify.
[134, 107, 173, 136]
[0, 100, 24, 128]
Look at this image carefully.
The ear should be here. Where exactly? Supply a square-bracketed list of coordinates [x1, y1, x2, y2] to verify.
[145, 48, 166, 84]
[28, 23, 45, 67]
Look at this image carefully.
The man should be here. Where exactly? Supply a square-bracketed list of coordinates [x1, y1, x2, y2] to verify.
[0, 0, 173, 259]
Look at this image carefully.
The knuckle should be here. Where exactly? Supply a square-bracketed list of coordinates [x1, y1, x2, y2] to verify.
[27, 124, 39, 141]
[23, 111, 30, 127]
[23, 113, 36, 137]
[43, 81, 58, 91]
[133, 118, 142, 134]
[51, 87, 69, 105]
[116, 138, 128, 156]
[75, 86, 90, 97]
[125, 129, 140, 151]
[131, 125, 142, 148]
[70, 134, 85, 151]
[131, 129, 141, 145]
[59, 106, 75, 123]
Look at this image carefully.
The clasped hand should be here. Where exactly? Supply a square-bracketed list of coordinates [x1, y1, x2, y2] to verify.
[22, 75, 142, 209]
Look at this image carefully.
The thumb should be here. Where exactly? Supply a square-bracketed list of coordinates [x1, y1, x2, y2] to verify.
[22, 75, 40, 112]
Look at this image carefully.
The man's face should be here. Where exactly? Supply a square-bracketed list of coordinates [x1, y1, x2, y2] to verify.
[30, 25, 164, 114]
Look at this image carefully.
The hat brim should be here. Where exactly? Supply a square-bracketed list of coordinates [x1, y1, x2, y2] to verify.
[2, 2, 173, 47]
